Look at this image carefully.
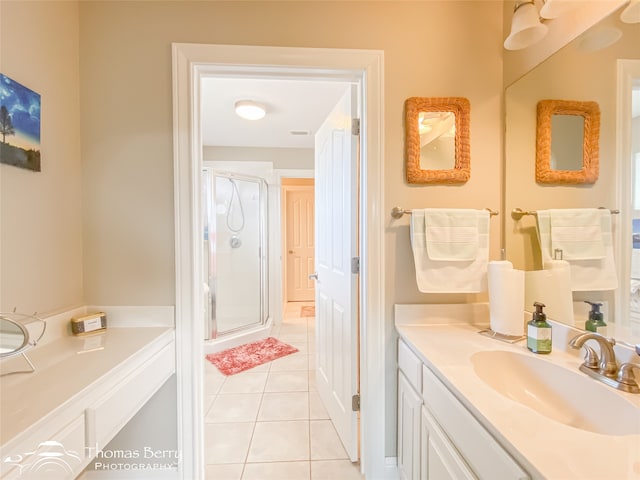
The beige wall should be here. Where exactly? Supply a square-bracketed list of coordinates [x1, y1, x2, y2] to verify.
[78, 0, 504, 307]
[0, 1, 83, 315]
[78, 1, 504, 456]
[204, 146, 314, 170]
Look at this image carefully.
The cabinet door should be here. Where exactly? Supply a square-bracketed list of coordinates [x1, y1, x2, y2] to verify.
[398, 371, 423, 480]
[421, 406, 476, 480]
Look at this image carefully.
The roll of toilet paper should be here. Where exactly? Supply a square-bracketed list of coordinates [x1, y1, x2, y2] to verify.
[488, 261, 525, 336]
[525, 260, 574, 324]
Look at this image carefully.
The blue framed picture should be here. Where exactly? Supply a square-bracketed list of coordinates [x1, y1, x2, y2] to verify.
[0, 74, 41, 172]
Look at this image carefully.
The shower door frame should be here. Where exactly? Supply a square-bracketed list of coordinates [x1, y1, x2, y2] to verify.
[203, 169, 269, 340]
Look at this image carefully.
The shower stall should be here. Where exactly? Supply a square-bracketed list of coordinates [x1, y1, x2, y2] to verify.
[202, 169, 270, 353]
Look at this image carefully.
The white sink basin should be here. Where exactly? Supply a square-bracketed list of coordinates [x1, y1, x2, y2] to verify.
[471, 350, 640, 436]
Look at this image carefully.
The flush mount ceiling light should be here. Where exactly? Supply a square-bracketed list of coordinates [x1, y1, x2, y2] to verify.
[504, 1, 549, 51]
[621, 0, 640, 23]
[234, 100, 266, 120]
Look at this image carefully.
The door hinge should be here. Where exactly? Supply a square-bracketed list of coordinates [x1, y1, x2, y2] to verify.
[351, 257, 360, 274]
[352, 394, 360, 412]
[351, 118, 360, 136]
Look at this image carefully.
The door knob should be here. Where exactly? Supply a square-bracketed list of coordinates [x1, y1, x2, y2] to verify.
[288, 250, 294, 254]
[309, 273, 318, 280]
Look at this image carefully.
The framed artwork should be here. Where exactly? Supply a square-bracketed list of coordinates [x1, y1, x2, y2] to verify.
[0, 74, 41, 172]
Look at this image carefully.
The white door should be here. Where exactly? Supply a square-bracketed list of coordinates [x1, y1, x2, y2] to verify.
[314, 86, 359, 461]
[286, 187, 315, 302]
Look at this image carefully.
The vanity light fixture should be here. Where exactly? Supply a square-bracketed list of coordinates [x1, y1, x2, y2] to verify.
[504, 1, 549, 51]
[234, 100, 266, 120]
[620, 0, 640, 23]
[539, 0, 579, 19]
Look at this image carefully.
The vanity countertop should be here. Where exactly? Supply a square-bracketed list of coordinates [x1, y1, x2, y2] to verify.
[395, 304, 640, 480]
[0, 326, 174, 448]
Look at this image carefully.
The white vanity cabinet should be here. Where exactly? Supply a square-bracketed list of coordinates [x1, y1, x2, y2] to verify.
[0, 328, 175, 480]
[397, 339, 423, 480]
[420, 405, 474, 480]
[397, 338, 530, 480]
[397, 371, 422, 480]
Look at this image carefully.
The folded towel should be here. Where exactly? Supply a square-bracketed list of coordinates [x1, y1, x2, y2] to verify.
[549, 209, 605, 260]
[536, 209, 617, 291]
[410, 208, 490, 293]
[424, 210, 479, 261]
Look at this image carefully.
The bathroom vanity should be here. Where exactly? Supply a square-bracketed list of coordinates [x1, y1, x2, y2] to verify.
[395, 303, 640, 480]
[0, 325, 175, 479]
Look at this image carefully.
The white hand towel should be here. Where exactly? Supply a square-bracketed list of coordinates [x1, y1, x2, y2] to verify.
[549, 208, 605, 260]
[536, 209, 617, 291]
[424, 210, 479, 261]
[410, 209, 490, 293]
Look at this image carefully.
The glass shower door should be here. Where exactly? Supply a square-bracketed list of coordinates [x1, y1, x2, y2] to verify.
[203, 169, 268, 339]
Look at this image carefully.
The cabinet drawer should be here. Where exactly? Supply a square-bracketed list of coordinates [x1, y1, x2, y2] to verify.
[89, 343, 175, 449]
[2, 415, 86, 480]
[399, 339, 422, 391]
[422, 365, 530, 480]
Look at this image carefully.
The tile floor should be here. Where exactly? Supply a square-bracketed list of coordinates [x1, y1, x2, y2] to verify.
[204, 302, 364, 480]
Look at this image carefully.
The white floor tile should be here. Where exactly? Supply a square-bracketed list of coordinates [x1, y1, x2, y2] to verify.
[310, 460, 364, 479]
[204, 423, 254, 464]
[310, 420, 349, 460]
[276, 332, 309, 343]
[247, 420, 310, 463]
[257, 392, 309, 421]
[205, 463, 243, 480]
[307, 354, 315, 371]
[219, 371, 268, 394]
[269, 352, 309, 371]
[265, 370, 309, 392]
[308, 370, 317, 392]
[204, 372, 226, 396]
[205, 394, 262, 423]
[309, 391, 329, 420]
[242, 461, 310, 480]
[281, 339, 308, 354]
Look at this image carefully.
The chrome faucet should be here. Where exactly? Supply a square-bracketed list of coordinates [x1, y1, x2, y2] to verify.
[568, 332, 640, 394]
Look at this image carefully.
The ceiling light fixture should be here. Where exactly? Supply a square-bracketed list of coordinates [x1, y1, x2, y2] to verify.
[504, 1, 549, 51]
[620, 0, 640, 23]
[234, 100, 266, 121]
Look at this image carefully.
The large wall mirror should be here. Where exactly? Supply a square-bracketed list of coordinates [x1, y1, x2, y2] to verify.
[405, 96, 470, 184]
[504, 4, 640, 343]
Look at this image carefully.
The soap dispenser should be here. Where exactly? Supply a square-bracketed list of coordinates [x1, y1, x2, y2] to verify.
[527, 302, 552, 354]
[584, 301, 607, 336]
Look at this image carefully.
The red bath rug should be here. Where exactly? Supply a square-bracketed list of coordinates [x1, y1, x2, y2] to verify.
[205, 337, 299, 375]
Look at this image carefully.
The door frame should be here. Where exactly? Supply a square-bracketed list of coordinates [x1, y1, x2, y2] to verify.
[172, 44, 387, 479]
[616, 59, 640, 326]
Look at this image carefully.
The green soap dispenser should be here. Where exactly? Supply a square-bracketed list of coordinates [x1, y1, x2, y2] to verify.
[584, 301, 607, 336]
[527, 302, 552, 354]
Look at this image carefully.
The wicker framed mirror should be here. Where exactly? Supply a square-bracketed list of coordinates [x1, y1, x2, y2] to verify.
[405, 97, 470, 184]
[535, 99, 600, 184]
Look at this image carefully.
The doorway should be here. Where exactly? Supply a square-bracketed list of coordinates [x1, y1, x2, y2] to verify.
[282, 178, 315, 304]
[172, 44, 386, 480]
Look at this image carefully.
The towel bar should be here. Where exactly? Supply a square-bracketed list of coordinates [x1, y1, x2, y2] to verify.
[391, 207, 498, 219]
[511, 207, 620, 221]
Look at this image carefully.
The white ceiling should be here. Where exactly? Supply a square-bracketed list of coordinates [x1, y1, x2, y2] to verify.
[201, 77, 351, 149]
